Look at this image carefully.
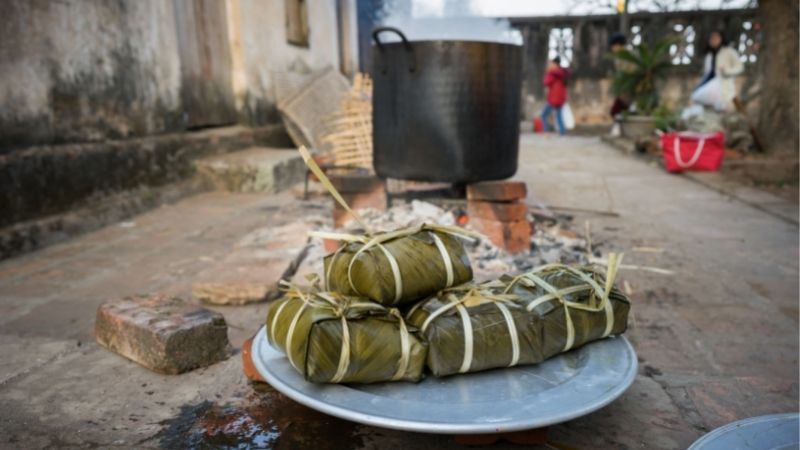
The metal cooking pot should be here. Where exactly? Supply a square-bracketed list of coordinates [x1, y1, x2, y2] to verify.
[371, 27, 522, 183]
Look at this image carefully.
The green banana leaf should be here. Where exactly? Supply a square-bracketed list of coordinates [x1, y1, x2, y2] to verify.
[406, 262, 630, 377]
[324, 227, 473, 306]
[406, 284, 544, 377]
[501, 264, 629, 360]
[266, 288, 427, 384]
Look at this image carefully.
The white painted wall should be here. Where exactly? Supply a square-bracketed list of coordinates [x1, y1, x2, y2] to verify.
[232, 0, 342, 120]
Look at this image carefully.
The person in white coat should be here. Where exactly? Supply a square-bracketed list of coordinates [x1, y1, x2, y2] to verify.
[690, 30, 744, 112]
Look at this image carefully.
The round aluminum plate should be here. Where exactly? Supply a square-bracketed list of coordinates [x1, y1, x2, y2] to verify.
[251, 325, 637, 434]
[688, 413, 799, 450]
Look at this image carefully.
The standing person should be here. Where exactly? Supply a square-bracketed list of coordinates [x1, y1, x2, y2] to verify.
[541, 57, 569, 135]
[690, 30, 743, 111]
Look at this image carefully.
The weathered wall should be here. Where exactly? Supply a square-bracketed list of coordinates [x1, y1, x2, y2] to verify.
[0, 0, 342, 150]
[0, 1, 184, 151]
[229, 0, 341, 125]
[0, 0, 339, 257]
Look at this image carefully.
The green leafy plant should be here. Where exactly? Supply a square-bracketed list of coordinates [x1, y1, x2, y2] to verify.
[652, 105, 678, 131]
[610, 38, 675, 115]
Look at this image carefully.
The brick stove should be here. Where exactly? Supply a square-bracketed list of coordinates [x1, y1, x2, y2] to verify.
[467, 181, 533, 253]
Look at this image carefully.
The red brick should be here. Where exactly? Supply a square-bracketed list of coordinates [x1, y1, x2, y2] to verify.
[467, 181, 527, 202]
[241, 335, 265, 383]
[504, 428, 549, 445]
[95, 295, 230, 374]
[333, 187, 387, 228]
[454, 434, 498, 445]
[454, 427, 548, 445]
[322, 238, 342, 253]
[471, 218, 532, 253]
[468, 200, 528, 222]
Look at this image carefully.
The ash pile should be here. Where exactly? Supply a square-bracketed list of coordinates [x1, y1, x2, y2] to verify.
[302, 200, 593, 282]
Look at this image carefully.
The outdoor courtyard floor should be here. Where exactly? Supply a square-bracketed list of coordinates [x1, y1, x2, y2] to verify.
[1, 134, 797, 449]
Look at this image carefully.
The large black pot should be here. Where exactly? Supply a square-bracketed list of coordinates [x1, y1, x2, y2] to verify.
[371, 27, 522, 183]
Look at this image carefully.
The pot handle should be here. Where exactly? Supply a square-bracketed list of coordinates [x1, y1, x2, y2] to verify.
[372, 27, 417, 73]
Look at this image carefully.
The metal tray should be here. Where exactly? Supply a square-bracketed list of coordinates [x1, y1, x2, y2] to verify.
[251, 325, 637, 434]
[688, 413, 799, 450]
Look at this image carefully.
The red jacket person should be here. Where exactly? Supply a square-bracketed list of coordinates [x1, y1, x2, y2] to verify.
[541, 58, 570, 135]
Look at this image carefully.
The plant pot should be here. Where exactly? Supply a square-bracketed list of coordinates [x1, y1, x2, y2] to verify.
[619, 115, 656, 140]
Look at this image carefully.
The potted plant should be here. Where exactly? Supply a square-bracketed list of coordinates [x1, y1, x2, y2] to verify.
[610, 38, 674, 139]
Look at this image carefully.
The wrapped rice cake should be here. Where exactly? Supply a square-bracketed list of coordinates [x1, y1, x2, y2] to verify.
[407, 255, 629, 377]
[266, 285, 427, 384]
[323, 224, 473, 306]
[406, 283, 544, 377]
[298, 145, 474, 307]
[501, 259, 629, 360]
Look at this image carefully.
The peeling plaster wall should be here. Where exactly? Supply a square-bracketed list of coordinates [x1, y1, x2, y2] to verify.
[0, 0, 342, 247]
[0, 1, 184, 151]
[231, 0, 341, 125]
[0, 0, 342, 150]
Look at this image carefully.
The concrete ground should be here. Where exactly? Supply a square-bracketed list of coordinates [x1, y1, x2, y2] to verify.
[0, 134, 797, 449]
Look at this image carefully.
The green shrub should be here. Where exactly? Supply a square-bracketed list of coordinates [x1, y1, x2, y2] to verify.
[610, 38, 675, 115]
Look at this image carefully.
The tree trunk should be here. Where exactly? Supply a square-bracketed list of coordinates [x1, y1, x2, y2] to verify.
[756, 0, 799, 154]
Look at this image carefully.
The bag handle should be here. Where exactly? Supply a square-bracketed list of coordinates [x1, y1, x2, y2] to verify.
[673, 135, 706, 169]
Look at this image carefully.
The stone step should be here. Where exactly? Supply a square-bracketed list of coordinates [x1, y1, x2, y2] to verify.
[0, 124, 291, 260]
[195, 147, 306, 194]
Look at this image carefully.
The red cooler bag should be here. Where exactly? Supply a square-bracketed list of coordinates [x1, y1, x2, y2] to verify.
[661, 131, 725, 173]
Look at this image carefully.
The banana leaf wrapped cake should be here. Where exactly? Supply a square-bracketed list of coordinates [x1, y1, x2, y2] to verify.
[502, 257, 629, 360]
[298, 145, 475, 307]
[266, 282, 427, 384]
[405, 283, 544, 377]
[406, 254, 629, 377]
[323, 224, 474, 306]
